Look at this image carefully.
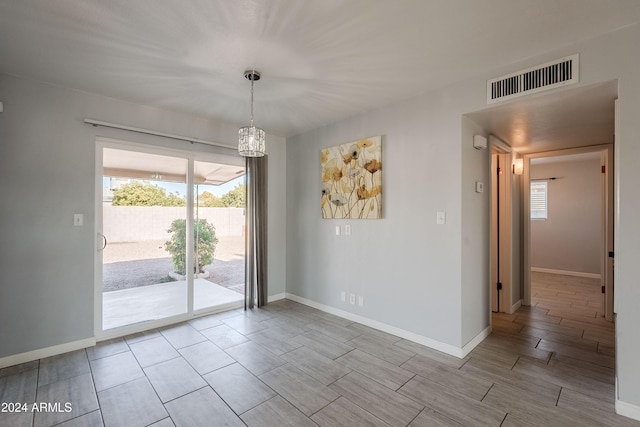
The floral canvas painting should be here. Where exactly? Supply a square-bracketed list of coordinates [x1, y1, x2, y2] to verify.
[321, 136, 382, 219]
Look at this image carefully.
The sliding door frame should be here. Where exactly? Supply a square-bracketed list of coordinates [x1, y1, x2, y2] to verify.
[94, 137, 244, 341]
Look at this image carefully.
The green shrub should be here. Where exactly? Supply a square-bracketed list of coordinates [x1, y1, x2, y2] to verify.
[164, 219, 218, 275]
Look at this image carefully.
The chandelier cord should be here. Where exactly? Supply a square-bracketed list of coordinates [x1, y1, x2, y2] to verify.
[250, 69, 255, 127]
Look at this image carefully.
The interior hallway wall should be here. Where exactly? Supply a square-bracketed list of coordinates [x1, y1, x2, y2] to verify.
[530, 157, 601, 276]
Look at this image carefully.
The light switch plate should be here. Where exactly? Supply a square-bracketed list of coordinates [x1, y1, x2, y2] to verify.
[73, 213, 84, 226]
[475, 181, 484, 193]
[344, 224, 351, 235]
[335, 225, 341, 236]
[436, 211, 446, 225]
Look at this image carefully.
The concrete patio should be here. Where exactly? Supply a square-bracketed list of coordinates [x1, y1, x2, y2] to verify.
[103, 278, 243, 330]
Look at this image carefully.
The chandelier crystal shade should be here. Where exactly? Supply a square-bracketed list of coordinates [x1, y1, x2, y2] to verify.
[238, 70, 266, 157]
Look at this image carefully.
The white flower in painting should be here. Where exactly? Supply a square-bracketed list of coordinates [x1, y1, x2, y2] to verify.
[347, 168, 360, 179]
[330, 193, 347, 206]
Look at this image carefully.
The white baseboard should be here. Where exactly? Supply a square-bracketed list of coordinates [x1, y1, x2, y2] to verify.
[284, 293, 487, 359]
[616, 399, 640, 421]
[461, 325, 492, 357]
[268, 293, 286, 303]
[531, 267, 600, 279]
[0, 337, 96, 369]
[510, 299, 522, 314]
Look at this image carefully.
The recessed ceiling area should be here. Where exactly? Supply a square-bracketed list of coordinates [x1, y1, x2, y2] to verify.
[0, 1, 639, 138]
[465, 81, 617, 154]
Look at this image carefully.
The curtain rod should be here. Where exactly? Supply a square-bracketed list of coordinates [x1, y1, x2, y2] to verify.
[84, 118, 236, 150]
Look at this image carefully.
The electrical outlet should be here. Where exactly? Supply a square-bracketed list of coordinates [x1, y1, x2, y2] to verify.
[341, 291, 346, 302]
[345, 224, 351, 235]
[349, 293, 356, 305]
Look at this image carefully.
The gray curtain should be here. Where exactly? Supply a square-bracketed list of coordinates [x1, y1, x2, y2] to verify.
[245, 156, 268, 309]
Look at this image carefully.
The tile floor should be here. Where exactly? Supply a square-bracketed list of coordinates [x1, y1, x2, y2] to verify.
[1, 272, 638, 426]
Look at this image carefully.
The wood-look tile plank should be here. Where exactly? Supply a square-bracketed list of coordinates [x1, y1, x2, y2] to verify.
[537, 339, 615, 368]
[483, 384, 603, 427]
[408, 409, 463, 426]
[97, 377, 168, 427]
[305, 318, 362, 343]
[164, 386, 244, 427]
[292, 330, 354, 360]
[336, 349, 415, 390]
[560, 315, 614, 331]
[247, 327, 303, 356]
[346, 333, 415, 366]
[329, 371, 423, 427]
[159, 323, 207, 349]
[398, 375, 506, 426]
[490, 317, 524, 334]
[203, 363, 276, 414]
[598, 342, 615, 356]
[240, 396, 316, 427]
[34, 372, 99, 427]
[461, 356, 562, 400]
[311, 396, 389, 427]
[38, 350, 90, 387]
[557, 388, 640, 427]
[513, 317, 584, 337]
[393, 339, 467, 369]
[401, 355, 492, 401]
[204, 363, 276, 415]
[513, 309, 561, 326]
[259, 364, 339, 417]
[200, 324, 249, 349]
[512, 358, 614, 402]
[224, 341, 286, 376]
[280, 346, 352, 386]
[143, 357, 207, 403]
[519, 326, 598, 352]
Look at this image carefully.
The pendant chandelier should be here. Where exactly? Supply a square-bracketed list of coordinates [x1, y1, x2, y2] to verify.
[238, 70, 266, 157]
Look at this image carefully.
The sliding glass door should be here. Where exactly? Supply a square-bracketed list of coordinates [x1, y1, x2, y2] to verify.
[193, 160, 245, 312]
[100, 148, 189, 330]
[97, 141, 245, 335]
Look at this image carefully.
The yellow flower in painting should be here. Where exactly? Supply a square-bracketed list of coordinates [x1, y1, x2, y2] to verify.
[341, 179, 353, 193]
[364, 159, 381, 174]
[357, 139, 373, 149]
[321, 149, 329, 164]
[357, 185, 381, 200]
[356, 185, 369, 200]
[322, 158, 342, 182]
[342, 144, 360, 164]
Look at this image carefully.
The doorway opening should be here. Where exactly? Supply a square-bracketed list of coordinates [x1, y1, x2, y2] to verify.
[523, 145, 614, 320]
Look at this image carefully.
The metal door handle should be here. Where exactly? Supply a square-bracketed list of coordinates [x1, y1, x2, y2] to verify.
[98, 233, 107, 251]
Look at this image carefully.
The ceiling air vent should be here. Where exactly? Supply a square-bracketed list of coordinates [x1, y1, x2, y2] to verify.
[487, 54, 579, 104]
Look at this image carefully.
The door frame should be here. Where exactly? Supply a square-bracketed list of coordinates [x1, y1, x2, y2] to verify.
[490, 136, 514, 313]
[95, 137, 245, 340]
[522, 143, 614, 318]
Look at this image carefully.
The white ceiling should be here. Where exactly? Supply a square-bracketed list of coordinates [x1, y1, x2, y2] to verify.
[1, 1, 639, 149]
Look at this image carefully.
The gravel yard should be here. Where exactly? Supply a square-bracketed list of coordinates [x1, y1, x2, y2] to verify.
[102, 236, 244, 293]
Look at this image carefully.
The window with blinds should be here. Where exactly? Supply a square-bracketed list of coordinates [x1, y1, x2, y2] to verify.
[531, 181, 548, 219]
